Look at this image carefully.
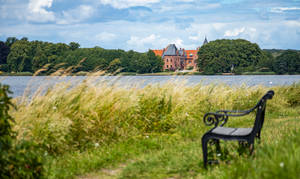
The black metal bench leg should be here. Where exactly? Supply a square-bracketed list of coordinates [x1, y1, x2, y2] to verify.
[249, 142, 254, 155]
[215, 139, 221, 153]
[202, 136, 209, 168]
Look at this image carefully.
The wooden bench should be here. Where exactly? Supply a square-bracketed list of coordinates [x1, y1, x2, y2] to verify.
[201, 90, 275, 168]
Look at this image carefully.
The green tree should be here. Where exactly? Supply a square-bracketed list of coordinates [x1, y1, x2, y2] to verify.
[120, 50, 137, 72]
[7, 40, 33, 72]
[273, 50, 300, 74]
[147, 50, 164, 73]
[197, 39, 264, 74]
[5, 37, 18, 47]
[32, 45, 48, 72]
[69, 42, 80, 51]
[0, 41, 10, 64]
[21, 37, 28, 41]
[257, 50, 275, 72]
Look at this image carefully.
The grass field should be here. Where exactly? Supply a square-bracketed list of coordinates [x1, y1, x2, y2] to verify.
[10, 76, 300, 178]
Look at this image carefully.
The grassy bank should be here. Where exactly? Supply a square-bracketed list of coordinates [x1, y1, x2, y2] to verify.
[2, 71, 300, 76]
[241, 71, 277, 75]
[0, 71, 33, 76]
[9, 77, 300, 178]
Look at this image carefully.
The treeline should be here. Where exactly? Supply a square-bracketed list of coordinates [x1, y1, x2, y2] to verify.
[197, 39, 300, 75]
[0, 37, 163, 74]
[1, 37, 299, 75]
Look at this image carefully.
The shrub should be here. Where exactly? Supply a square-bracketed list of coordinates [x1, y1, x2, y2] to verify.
[0, 84, 44, 178]
[283, 83, 300, 107]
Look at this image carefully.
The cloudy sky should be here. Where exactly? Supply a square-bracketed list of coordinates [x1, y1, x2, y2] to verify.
[0, 0, 300, 52]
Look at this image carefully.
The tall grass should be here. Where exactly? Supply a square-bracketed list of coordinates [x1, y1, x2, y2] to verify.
[9, 75, 300, 178]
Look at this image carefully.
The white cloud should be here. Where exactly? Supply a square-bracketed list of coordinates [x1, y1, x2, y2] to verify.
[243, 27, 257, 39]
[221, 0, 244, 4]
[126, 33, 196, 51]
[189, 35, 199, 41]
[0, 2, 28, 20]
[127, 34, 186, 51]
[99, 0, 160, 9]
[186, 23, 226, 42]
[27, 0, 55, 22]
[224, 27, 245, 37]
[172, 38, 184, 47]
[96, 32, 117, 42]
[157, 2, 220, 13]
[127, 34, 159, 46]
[270, 7, 300, 13]
[177, 0, 194, 2]
[57, 5, 95, 25]
[285, 20, 300, 27]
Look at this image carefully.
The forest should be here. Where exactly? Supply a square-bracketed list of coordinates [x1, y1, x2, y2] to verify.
[0, 37, 300, 75]
[0, 37, 163, 75]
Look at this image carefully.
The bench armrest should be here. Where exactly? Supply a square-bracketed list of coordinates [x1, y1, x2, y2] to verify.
[203, 108, 253, 127]
[203, 112, 228, 127]
[216, 109, 252, 116]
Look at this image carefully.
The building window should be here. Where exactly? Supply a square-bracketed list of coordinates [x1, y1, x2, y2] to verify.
[166, 65, 169, 68]
[171, 59, 172, 62]
[166, 59, 168, 62]
[171, 65, 173, 68]
[189, 61, 191, 64]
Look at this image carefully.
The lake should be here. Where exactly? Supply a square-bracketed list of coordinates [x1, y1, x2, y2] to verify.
[0, 75, 300, 98]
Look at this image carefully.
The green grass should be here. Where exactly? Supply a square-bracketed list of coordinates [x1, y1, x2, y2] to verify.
[241, 71, 277, 75]
[0, 71, 34, 76]
[9, 77, 300, 178]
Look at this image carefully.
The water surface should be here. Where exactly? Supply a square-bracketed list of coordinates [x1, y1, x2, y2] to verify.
[1, 75, 299, 97]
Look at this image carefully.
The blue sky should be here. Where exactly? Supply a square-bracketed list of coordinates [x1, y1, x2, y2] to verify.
[0, 0, 300, 52]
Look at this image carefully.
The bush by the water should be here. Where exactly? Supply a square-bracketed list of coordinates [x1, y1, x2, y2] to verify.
[0, 84, 43, 179]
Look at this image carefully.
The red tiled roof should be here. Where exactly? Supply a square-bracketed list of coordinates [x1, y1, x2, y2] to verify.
[152, 49, 198, 57]
[185, 50, 198, 56]
[152, 50, 164, 57]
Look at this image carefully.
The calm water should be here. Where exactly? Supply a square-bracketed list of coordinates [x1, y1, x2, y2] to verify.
[0, 75, 299, 97]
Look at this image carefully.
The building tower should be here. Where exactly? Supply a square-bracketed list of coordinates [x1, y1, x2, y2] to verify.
[203, 36, 208, 46]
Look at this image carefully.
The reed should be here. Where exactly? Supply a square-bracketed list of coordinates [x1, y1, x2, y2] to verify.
[9, 74, 300, 178]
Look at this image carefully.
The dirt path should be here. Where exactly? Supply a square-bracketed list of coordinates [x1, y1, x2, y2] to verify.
[77, 163, 127, 179]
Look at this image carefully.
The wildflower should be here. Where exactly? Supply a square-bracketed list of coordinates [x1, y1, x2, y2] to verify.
[279, 162, 284, 168]
[185, 112, 189, 117]
[217, 153, 221, 157]
[94, 143, 99, 147]
[53, 106, 57, 110]
[146, 135, 149, 138]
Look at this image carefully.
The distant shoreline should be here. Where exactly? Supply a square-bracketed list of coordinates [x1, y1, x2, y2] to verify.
[1, 71, 300, 76]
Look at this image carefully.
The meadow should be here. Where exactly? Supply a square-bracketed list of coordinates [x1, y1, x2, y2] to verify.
[7, 74, 300, 178]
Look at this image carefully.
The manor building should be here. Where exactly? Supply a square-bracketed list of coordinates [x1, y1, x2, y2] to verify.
[152, 37, 208, 71]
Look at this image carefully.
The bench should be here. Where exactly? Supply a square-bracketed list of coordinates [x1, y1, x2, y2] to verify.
[201, 90, 275, 168]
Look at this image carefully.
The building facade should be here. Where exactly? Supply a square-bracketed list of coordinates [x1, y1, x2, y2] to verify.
[152, 37, 208, 71]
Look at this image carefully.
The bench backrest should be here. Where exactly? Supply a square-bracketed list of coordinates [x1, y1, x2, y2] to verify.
[251, 90, 275, 138]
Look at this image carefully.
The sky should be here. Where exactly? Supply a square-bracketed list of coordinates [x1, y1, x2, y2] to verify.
[0, 0, 300, 52]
